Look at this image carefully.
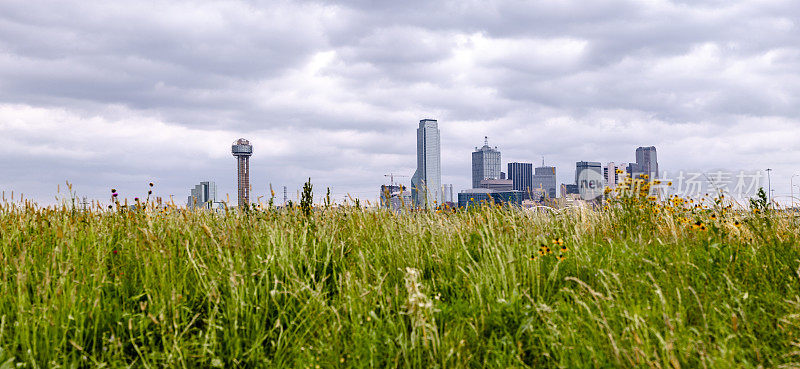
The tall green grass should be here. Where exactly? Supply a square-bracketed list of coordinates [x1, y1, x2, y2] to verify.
[0, 199, 799, 368]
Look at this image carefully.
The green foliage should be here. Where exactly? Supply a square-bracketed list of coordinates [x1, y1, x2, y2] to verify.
[325, 187, 332, 209]
[269, 183, 275, 210]
[301, 177, 313, 217]
[0, 198, 798, 368]
[750, 187, 769, 212]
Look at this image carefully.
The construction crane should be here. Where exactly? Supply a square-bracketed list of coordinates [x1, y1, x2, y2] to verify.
[384, 173, 409, 187]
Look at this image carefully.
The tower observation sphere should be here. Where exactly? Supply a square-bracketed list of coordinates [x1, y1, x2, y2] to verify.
[231, 138, 253, 208]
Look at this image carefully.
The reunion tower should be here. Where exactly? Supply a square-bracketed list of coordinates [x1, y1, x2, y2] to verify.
[231, 138, 253, 208]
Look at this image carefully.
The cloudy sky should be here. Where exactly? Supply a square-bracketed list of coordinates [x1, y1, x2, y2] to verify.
[1, 0, 798, 205]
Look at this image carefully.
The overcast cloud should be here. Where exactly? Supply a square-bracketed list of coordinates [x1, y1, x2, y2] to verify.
[1, 0, 798, 205]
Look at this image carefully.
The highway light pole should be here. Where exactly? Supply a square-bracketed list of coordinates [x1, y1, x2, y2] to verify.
[795, 185, 800, 211]
[766, 168, 772, 207]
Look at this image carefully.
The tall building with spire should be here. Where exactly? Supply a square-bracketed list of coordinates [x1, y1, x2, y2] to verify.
[471, 137, 501, 188]
[411, 119, 442, 208]
[533, 157, 557, 198]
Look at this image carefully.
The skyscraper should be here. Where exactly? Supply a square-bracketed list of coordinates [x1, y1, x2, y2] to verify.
[231, 138, 253, 208]
[636, 146, 658, 179]
[627, 146, 658, 179]
[576, 161, 602, 183]
[187, 181, 217, 209]
[508, 162, 533, 198]
[411, 119, 442, 208]
[576, 161, 603, 201]
[533, 165, 557, 198]
[471, 137, 501, 188]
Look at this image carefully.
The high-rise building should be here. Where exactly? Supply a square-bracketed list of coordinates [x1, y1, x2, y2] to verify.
[627, 146, 658, 179]
[411, 119, 442, 208]
[576, 161, 603, 201]
[187, 181, 217, 209]
[508, 162, 533, 197]
[533, 165, 557, 198]
[604, 162, 624, 189]
[231, 138, 253, 208]
[471, 137, 501, 188]
[575, 161, 602, 185]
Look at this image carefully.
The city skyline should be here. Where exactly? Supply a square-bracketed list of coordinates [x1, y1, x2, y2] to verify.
[1, 1, 798, 205]
[195, 129, 669, 208]
[3, 119, 790, 206]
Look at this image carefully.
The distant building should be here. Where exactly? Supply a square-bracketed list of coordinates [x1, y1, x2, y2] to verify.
[575, 161, 602, 184]
[560, 183, 580, 198]
[457, 188, 523, 208]
[533, 165, 557, 198]
[380, 184, 412, 211]
[458, 189, 493, 208]
[187, 181, 217, 209]
[604, 162, 624, 189]
[527, 188, 548, 202]
[508, 162, 533, 197]
[441, 184, 454, 203]
[479, 179, 514, 191]
[576, 161, 603, 201]
[627, 146, 658, 179]
[471, 137, 501, 188]
[636, 146, 659, 179]
[411, 119, 442, 208]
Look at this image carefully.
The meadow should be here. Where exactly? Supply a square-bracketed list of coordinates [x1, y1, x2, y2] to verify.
[0, 188, 799, 368]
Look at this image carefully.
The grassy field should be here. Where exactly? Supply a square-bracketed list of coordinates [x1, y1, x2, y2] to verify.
[1, 190, 799, 368]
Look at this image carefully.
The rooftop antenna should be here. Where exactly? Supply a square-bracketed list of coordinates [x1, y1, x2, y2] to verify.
[541, 155, 545, 167]
[484, 136, 488, 146]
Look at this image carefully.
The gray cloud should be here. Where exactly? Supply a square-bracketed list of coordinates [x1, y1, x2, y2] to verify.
[0, 0, 798, 205]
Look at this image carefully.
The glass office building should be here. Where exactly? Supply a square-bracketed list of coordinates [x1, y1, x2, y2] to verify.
[411, 119, 442, 208]
[508, 162, 533, 198]
[533, 166, 557, 198]
[457, 189, 523, 208]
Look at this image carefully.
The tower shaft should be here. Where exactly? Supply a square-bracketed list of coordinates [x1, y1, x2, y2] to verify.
[237, 156, 250, 208]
